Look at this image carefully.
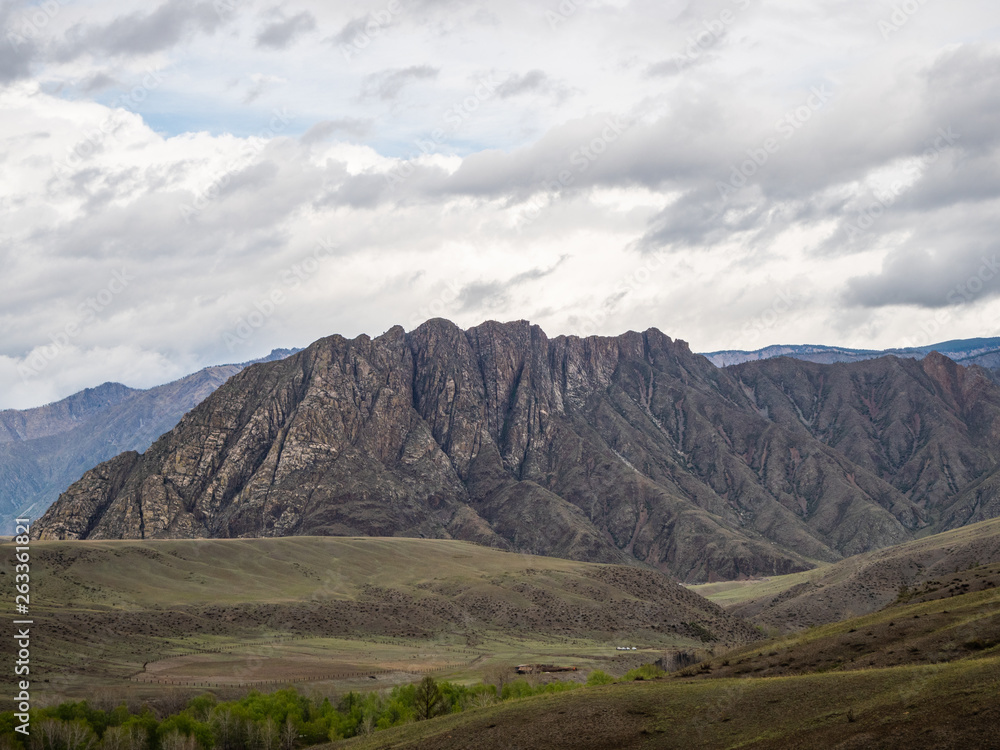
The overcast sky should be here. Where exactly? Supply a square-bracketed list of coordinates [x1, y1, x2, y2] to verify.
[2, 0, 1000, 408]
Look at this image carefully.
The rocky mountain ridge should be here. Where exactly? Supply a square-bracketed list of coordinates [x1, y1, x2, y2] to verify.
[33, 321, 1000, 582]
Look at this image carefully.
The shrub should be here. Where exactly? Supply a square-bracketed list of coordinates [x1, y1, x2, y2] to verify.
[586, 670, 614, 686]
[622, 664, 666, 681]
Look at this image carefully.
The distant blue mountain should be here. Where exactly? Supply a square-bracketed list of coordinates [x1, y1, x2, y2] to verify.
[701, 337, 1000, 369]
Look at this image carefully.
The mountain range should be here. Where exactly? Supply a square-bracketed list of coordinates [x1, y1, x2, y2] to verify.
[31, 320, 1000, 582]
[0, 349, 298, 533]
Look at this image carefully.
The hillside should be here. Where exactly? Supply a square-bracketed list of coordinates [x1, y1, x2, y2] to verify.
[729, 352, 1000, 523]
[695, 516, 1000, 631]
[32, 320, 1000, 581]
[0, 349, 297, 532]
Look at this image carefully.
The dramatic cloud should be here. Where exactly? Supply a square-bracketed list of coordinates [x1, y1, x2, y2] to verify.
[2, 0, 1000, 409]
[844, 248, 1000, 309]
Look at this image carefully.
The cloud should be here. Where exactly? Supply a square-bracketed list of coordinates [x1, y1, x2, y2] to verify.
[644, 54, 713, 77]
[360, 65, 438, 101]
[330, 16, 375, 46]
[242, 73, 285, 104]
[301, 118, 373, 144]
[495, 70, 547, 98]
[57, 0, 226, 59]
[6, 1, 1000, 410]
[844, 247, 1000, 309]
[457, 256, 569, 312]
[0, 0, 38, 82]
[79, 72, 118, 93]
[256, 10, 316, 49]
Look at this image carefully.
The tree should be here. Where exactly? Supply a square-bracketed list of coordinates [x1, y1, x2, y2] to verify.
[100, 726, 147, 750]
[260, 717, 280, 750]
[414, 676, 444, 721]
[211, 708, 239, 750]
[31, 719, 96, 750]
[30, 720, 62, 750]
[358, 714, 375, 736]
[481, 664, 513, 699]
[281, 717, 298, 750]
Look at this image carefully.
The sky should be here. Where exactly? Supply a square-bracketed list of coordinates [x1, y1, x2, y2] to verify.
[1, 0, 1000, 409]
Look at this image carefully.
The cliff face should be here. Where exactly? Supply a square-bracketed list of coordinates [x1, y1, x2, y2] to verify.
[32, 321, 1000, 581]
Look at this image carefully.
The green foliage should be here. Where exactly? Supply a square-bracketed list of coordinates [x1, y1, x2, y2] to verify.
[586, 670, 615, 685]
[0, 675, 584, 748]
[414, 676, 445, 721]
[158, 713, 214, 748]
[621, 663, 667, 681]
[501, 679, 580, 701]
